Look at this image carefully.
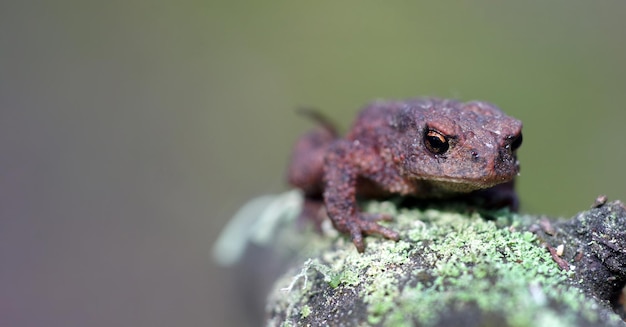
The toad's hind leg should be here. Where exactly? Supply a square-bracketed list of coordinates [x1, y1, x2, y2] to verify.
[287, 109, 338, 196]
[288, 110, 338, 228]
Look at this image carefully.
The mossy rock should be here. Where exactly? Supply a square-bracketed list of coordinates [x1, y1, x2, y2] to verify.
[264, 199, 626, 327]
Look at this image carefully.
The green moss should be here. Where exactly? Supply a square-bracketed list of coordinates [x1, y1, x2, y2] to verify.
[300, 304, 311, 318]
[266, 198, 624, 327]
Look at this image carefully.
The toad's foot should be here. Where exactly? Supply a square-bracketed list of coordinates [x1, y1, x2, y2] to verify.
[342, 213, 400, 253]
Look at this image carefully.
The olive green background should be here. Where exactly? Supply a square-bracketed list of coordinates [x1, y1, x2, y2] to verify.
[1, 1, 625, 326]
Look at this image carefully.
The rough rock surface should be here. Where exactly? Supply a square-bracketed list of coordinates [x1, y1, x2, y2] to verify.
[265, 200, 626, 327]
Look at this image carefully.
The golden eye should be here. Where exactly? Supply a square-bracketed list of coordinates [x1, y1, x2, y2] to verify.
[424, 130, 449, 155]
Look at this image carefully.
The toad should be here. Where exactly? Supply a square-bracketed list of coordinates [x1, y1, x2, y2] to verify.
[288, 98, 523, 252]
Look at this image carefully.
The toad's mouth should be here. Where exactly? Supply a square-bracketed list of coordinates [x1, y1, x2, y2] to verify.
[416, 174, 517, 193]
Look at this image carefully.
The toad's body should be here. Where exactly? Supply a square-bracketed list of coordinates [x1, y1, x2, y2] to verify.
[288, 98, 523, 252]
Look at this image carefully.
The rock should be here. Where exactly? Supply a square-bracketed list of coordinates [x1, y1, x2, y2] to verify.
[263, 199, 626, 327]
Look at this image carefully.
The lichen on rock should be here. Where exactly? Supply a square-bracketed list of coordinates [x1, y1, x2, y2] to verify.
[265, 199, 626, 327]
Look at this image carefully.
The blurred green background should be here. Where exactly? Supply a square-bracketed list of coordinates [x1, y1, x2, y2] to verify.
[1, 1, 625, 326]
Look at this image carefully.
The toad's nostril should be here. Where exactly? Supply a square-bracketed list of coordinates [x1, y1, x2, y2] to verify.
[506, 133, 523, 151]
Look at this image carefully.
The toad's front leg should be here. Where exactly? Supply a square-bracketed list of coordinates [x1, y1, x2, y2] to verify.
[323, 140, 400, 252]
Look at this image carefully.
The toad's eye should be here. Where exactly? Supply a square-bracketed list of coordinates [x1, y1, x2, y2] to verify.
[424, 129, 449, 155]
[508, 133, 523, 151]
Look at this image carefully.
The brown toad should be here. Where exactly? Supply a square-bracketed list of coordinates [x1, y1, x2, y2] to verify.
[288, 98, 523, 252]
